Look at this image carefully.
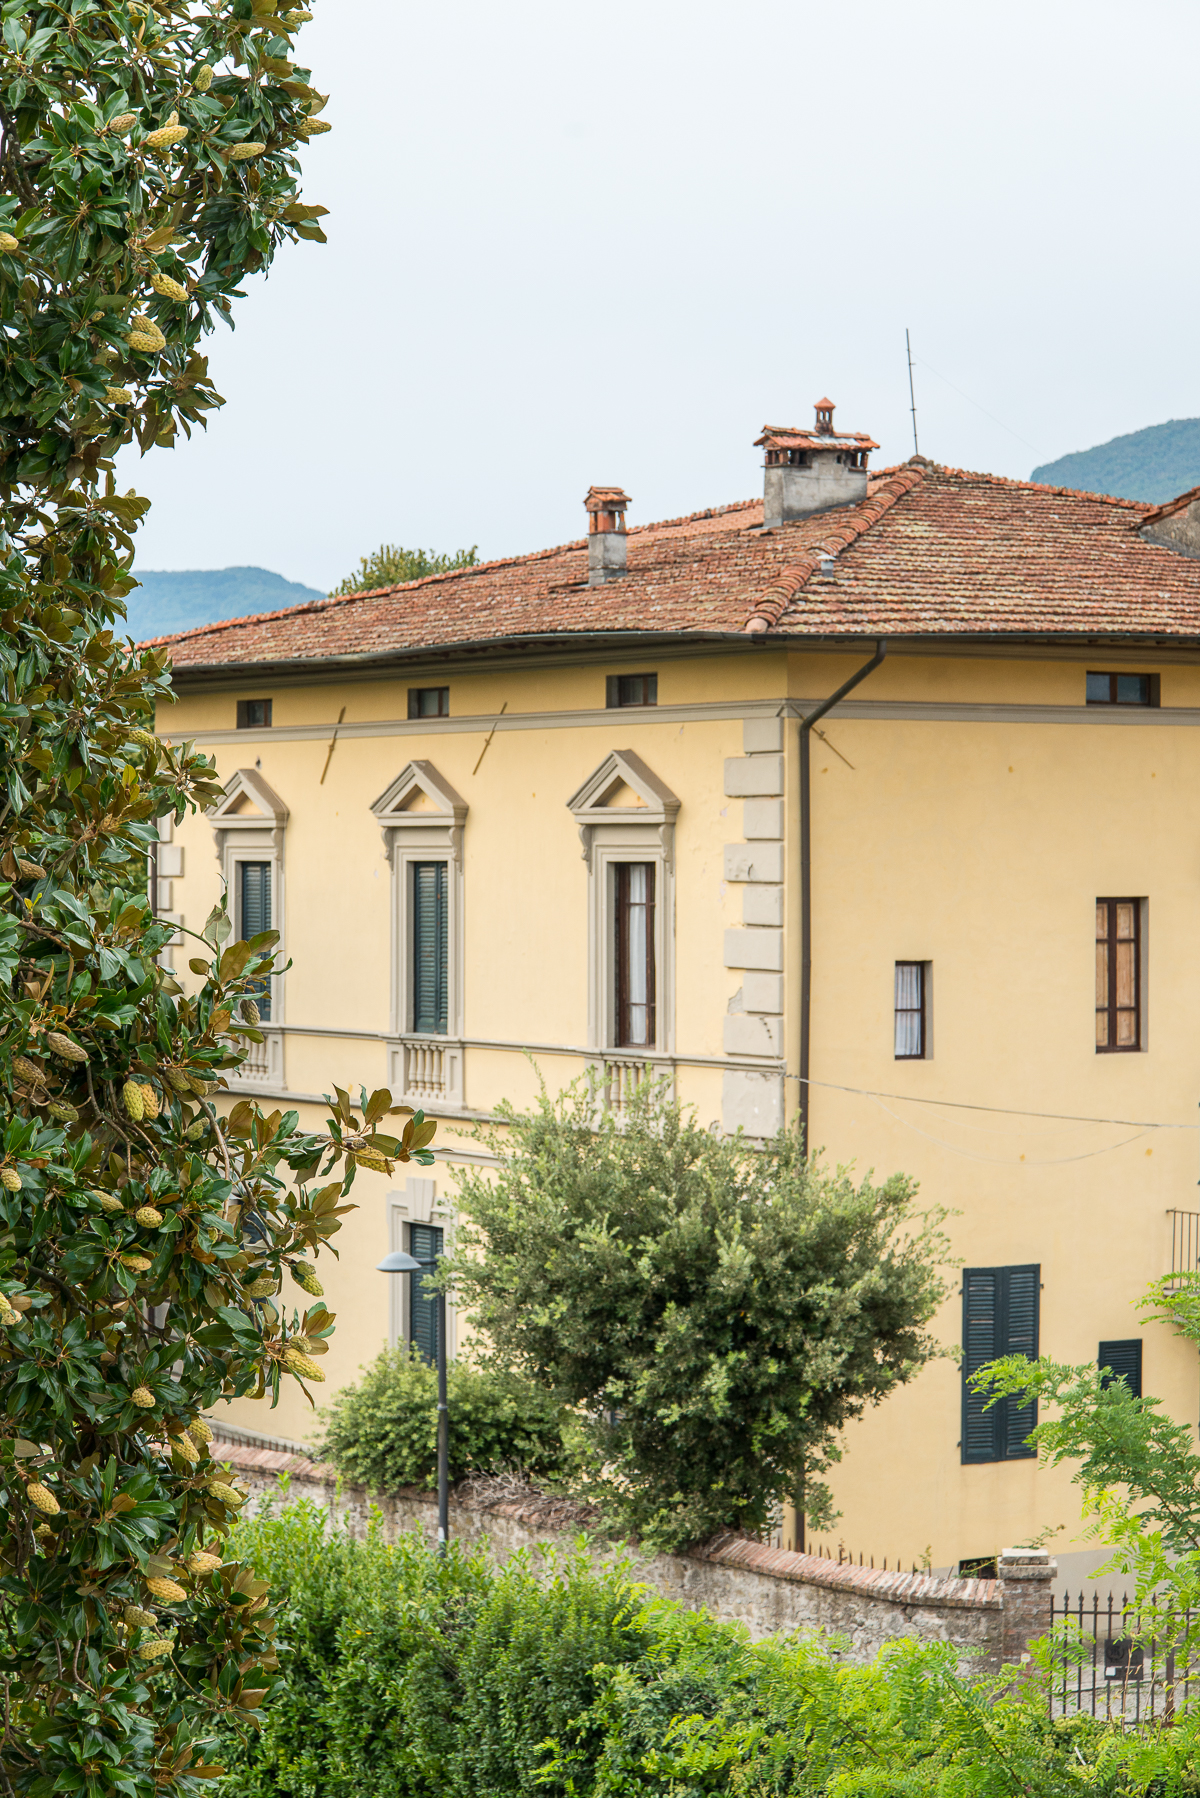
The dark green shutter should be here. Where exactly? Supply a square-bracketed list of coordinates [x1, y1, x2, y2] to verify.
[239, 862, 272, 1021]
[961, 1265, 1039, 1463]
[408, 1223, 443, 1363]
[412, 862, 448, 1034]
[1099, 1338, 1142, 1398]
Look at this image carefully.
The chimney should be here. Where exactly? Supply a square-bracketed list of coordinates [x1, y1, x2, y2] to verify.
[756, 400, 879, 528]
[585, 485, 631, 584]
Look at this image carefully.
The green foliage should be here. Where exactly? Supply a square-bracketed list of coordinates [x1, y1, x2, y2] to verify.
[977, 1273, 1200, 1659]
[210, 1496, 1197, 1798]
[329, 543, 479, 597]
[316, 1347, 571, 1491]
[0, 6, 440, 1794]
[447, 1080, 951, 1552]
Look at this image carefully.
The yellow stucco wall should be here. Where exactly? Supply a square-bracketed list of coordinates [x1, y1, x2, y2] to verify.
[158, 642, 1200, 1573]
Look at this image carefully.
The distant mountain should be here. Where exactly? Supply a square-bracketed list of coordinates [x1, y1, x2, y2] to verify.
[1031, 418, 1200, 504]
[123, 566, 326, 641]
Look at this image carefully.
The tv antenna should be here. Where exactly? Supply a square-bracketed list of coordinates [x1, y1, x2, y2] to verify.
[905, 328, 920, 455]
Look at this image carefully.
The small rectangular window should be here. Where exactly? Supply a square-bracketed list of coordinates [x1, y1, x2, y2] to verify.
[606, 673, 658, 708]
[1086, 672, 1159, 707]
[1099, 1339, 1142, 1398]
[408, 1222, 443, 1363]
[411, 861, 448, 1034]
[408, 686, 450, 719]
[961, 1265, 1040, 1464]
[1096, 899, 1141, 1051]
[894, 962, 927, 1058]
[957, 1556, 998, 1580]
[238, 861, 272, 1020]
[236, 698, 272, 729]
[615, 862, 656, 1046]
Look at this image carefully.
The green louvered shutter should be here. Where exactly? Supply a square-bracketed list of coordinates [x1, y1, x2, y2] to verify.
[412, 862, 448, 1034]
[961, 1265, 1039, 1463]
[239, 861, 272, 1021]
[1099, 1338, 1142, 1398]
[408, 1223, 443, 1364]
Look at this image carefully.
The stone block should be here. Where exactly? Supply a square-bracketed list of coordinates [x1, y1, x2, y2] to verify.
[743, 798, 784, 839]
[158, 843, 184, 877]
[743, 971, 784, 1012]
[743, 884, 784, 926]
[724, 927, 783, 971]
[743, 716, 785, 754]
[724, 755, 784, 797]
[723, 1014, 783, 1056]
[722, 1068, 784, 1136]
[724, 841, 784, 883]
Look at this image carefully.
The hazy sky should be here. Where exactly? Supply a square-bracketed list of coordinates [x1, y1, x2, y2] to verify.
[121, 0, 1200, 592]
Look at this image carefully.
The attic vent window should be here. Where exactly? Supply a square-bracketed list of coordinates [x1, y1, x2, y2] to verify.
[1086, 672, 1159, 707]
[607, 673, 657, 708]
[236, 699, 272, 729]
[408, 687, 450, 719]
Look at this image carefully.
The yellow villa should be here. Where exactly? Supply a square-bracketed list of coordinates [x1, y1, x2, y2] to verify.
[153, 402, 1200, 1582]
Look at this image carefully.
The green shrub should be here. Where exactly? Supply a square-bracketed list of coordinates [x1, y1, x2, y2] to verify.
[210, 1497, 1200, 1798]
[315, 1348, 570, 1489]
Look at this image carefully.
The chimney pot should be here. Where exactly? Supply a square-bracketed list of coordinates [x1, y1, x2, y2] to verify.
[585, 485, 631, 584]
[755, 400, 878, 527]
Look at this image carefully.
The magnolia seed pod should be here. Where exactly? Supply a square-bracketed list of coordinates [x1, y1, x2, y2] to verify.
[172, 1431, 199, 1464]
[0, 231, 19, 251]
[46, 1031, 88, 1063]
[26, 1481, 60, 1516]
[0, 1307, 19, 1326]
[187, 1074, 214, 1097]
[290, 1263, 324, 1297]
[33, 1520, 54, 1541]
[241, 998, 260, 1025]
[299, 117, 332, 138]
[108, 112, 138, 133]
[189, 1417, 213, 1446]
[145, 123, 188, 151]
[243, 1274, 276, 1299]
[16, 859, 45, 879]
[0, 1169, 21, 1192]
[12, 1056, 42, 1082]
[165, 1067, 191, 1092]
[150, 270, 189, 303]
[126, 331, 162, 352]
[46, 1100, 79, 1124]
[96, 1192, 125, 1213]
[193, 63, 214, 91]
[128, 728, 156, 747]
[105, 386, 134, 404]
[137, 1635, 175, 1660]
[145, 1575, 186, 1602]
[138, 1083, 160, 1119]
[282, 1348, 325, 1382]
[185, 1119, 207, 1140]
[134, 1205, 163, 1228]
[125, 1604, 156, 1627]
[130, 1384, 156, 1408]
[207, 1480, 243, 1506]
[283, 8, 313, 19]
[187, 1549, 222, 1575]
[122, 1080, 145, 1121]
[228, 141, 267, 160]
[120, 1253, 152, 1272]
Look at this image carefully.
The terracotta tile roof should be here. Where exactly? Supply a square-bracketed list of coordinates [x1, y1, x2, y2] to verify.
[153, 461, 1200, 674]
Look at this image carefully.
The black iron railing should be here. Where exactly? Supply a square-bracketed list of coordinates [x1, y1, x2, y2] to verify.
[1049, 1589, 1197, 1720]
[1167, 1209, 1200, 1288]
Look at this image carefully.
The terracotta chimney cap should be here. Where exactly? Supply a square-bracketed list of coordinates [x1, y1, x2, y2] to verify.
[584, 485, 631, 514]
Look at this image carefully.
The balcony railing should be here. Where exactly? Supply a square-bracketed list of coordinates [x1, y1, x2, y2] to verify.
[389, 1037, 464, 1110]
[228, 1029, 283, 1090]
[1167, 1210, 1200, 1288]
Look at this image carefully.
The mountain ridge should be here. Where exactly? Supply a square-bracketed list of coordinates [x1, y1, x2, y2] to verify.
[1031, 418, 1200, 504]
[123, 566, 325, 641]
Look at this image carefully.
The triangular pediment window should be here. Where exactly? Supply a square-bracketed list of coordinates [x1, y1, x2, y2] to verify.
[567, 749, 680, 826]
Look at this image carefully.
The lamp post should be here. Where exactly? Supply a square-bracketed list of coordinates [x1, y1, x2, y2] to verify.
[377, 1246, 449, 1554]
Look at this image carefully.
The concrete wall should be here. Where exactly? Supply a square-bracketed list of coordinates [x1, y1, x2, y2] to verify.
[215, 1432, 1054, 1674]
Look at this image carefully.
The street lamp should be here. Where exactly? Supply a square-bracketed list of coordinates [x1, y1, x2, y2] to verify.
[377, 1246, 449, 1554]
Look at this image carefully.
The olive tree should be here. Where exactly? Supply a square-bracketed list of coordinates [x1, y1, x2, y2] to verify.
[0, 5, 437, 1795]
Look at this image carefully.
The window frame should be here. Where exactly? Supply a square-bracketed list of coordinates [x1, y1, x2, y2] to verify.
[606, 672, 658, 709]
[894, 961, 930, 1059]
[1096, 897, 1144, 1053]
[236, 698, 273, 729]
[408, 686, 450, 719]
[613, 861, 657, 1048]
[386, 1178, 457, 1357]
[1085, 671, 1160, 708]
[961, 1264, 1040, 1464]
[409, 859, 450, 1036]
[209, 768, 288, 1047]
[237, 858, 274, 1021]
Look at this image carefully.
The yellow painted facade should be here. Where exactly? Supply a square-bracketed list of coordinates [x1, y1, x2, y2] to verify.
[158, 636, 1200, 1582]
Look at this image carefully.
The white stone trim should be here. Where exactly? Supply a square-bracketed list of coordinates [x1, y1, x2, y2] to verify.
[386, 1177, 456, 1354]
[721, 717, 787, 1135]
[209, 769, 288, 1043]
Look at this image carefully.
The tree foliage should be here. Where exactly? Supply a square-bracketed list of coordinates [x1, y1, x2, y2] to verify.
[448, 1081, 951, 1551]
[328, 542, 479, 597]
[0, 4, 438, 1795]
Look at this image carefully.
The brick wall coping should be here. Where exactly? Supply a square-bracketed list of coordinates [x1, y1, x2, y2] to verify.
[212, 1434, 1000, 1614]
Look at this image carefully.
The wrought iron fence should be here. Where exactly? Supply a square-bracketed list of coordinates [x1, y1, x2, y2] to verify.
[1167, 1208, 1200, 1287]
[1048, 1589, 1198, 1721]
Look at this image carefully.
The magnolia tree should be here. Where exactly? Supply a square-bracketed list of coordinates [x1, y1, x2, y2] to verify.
[0, 4, 436, 1794]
